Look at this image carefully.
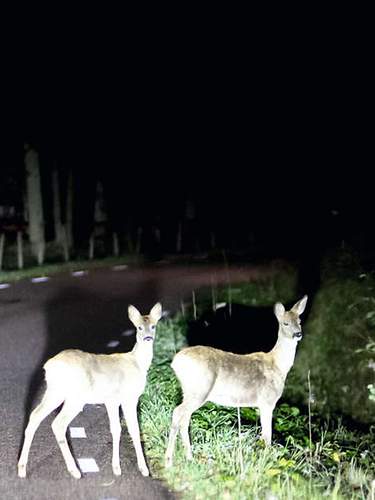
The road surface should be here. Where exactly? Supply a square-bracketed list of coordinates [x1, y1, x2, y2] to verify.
[0, 262, 264, 499]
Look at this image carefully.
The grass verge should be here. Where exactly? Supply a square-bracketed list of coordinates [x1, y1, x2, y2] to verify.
[138, 261, 375, 499]
[0, 255, 142, 283]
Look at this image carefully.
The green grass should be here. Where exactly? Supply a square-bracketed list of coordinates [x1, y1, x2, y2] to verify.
[188, 259, 298, 323]
[286, 251, 375, 424]
[139, 315, 374, 499]
[137, 257, 375, 499]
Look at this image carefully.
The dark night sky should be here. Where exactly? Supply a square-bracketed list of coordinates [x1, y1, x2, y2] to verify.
[2, 20, 372, 260]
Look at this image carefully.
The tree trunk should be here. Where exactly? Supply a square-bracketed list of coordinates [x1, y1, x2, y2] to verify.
[24, 144, 45, 264]
[176, 221, 182, 253]
[136, 227, 142, 254]
[89, 233, 94, 260]
[61, 225, 69, 262]
[52, 166, 63, 244]
[17, 231, 24, 269]
[113, 232, 119, 256]
[66, 169, 74, 248]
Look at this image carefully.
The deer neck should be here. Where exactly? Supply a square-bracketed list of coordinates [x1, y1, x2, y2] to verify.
[270, 331, 298, 376]
[131, 340, 154, 371]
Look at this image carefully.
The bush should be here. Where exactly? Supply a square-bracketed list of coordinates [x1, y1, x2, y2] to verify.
[285, 252, 375, 424]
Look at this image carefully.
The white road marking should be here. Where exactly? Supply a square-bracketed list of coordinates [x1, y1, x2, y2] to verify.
[112, 265, 128, 271]
[70, 427, 87, 438]
[77, 458, 99, 473]
[121, 329, 134, 337]
[71, 270, 88, 277]
[106, 340, 120, 348]
[31, 276, 50, 283]
[0, 283, 10, 289]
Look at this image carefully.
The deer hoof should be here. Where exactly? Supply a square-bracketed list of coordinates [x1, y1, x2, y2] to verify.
[113, 465, 121, 476]
[18, 464, 26, 478]
[69, 467, 82, 479]
[140, 465, 149, 476]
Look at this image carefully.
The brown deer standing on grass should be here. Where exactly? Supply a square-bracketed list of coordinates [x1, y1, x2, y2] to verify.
[165, 295, 307, 468]
[18, 303, 162, 479]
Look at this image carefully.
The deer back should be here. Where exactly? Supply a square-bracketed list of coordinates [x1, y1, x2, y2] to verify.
[172, 346, 285, 407]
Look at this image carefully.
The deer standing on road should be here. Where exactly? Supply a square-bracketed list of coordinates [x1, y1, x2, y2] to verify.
[18, 302, 162, 479]
[165, 296, 307, 467]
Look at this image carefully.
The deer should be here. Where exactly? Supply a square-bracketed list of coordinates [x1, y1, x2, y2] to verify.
[18, 302, 162, 479]
[165, 295, 307, 468]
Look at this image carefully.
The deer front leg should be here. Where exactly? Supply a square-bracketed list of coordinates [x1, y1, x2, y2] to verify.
[121, 401, 149, 477]
[51, 402, 82, 479]
[259, 404, 274, 445]
[105, 403, 122, 476]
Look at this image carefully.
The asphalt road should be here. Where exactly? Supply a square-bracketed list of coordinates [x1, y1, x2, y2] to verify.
[0, 261, 263, 500]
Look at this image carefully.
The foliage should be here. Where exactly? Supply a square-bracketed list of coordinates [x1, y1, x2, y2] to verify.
[287, 263, 375, 424]
[356, 341, 375, 403]
[197, 260, 298, 313]
[138, 301, 375, 499]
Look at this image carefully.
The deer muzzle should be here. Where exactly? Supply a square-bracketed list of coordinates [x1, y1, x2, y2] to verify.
[293, 331, 303, 340]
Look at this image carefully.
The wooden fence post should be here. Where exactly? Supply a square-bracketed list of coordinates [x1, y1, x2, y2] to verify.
[113, 232, 119, 257]
[17, 231, 24, 269]
[0, 233, 5, 271]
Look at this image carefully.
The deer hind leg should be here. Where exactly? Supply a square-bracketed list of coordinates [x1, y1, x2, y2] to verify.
[105, 403, 121, 476]
[259, 404, 275, 445]
[121, 400, 149, 477]
[165, 395, 207, 468]
[51, 401, 83, 479]
[18, 390, 64, 478]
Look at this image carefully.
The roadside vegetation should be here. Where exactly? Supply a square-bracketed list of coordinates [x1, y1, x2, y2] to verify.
[287, 250, 375, 426]
[0, 240, 143, 283]
[0, 256, 138, 283]
[139, 249, 375, 499]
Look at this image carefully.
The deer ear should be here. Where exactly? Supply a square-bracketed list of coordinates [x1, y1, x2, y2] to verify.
[292, 295, 308, 316]
[150, 302, 162, 322]
[128, 305, 142, 326]
[274, 302, 285, 321]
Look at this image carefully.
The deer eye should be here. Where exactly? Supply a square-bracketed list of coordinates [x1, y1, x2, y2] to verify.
[151, 325, 155, 330]
[283, 322, 289, 326]
[138, 325, 143, 331]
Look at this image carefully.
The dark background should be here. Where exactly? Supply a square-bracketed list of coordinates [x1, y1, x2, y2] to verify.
[1, 17, 372, 265]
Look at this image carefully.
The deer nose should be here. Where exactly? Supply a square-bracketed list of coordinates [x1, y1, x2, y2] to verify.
[293, 331, 303, 339]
